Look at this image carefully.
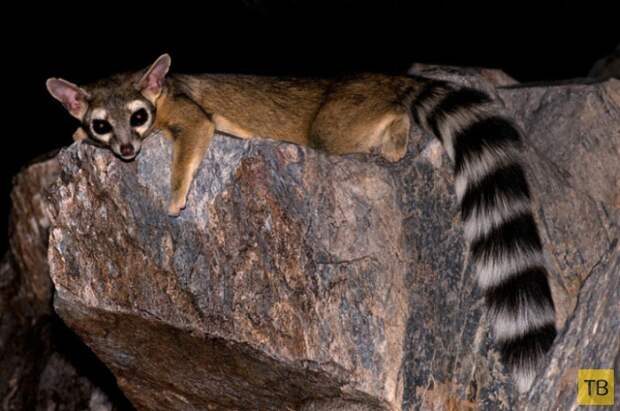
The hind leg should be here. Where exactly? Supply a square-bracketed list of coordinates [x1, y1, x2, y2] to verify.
[311, 107, 410, 162]
[309, 77, 411, 162]
[378, 114, 409, 162]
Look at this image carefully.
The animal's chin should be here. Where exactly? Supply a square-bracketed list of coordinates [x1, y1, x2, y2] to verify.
[117, 152, 139, 162]
[114, 146, 141, 161]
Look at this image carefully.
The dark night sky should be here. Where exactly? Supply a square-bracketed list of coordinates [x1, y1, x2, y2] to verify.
[3, 2, 618, 252]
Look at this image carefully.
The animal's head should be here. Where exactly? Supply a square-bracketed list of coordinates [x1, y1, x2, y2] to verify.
[46, 54, 171, 160]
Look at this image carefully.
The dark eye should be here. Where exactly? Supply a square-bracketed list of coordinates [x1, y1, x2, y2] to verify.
[130, 108, 149, 127]
[92, 119, 112, 135]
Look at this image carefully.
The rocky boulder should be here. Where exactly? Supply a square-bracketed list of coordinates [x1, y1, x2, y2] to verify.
[0, 155, 133, 410]
[2, 69, 619, 410]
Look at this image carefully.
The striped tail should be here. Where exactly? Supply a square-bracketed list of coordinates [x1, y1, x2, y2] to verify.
[410, 80, 557, 392]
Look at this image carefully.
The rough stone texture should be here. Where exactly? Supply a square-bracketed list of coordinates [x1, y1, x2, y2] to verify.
[7, 155, 60, 316]
[498, 77, 620, 409]
[42, 72, 620, 410]
[499, 79, 620, 326]
[48, 134, 411, 411]
[524, 247, 619, 411]
[3, 68, 619, 410]
[0, 155, 132, 410]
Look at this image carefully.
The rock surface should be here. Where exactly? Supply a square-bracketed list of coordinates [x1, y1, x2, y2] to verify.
[3, 69, 619, 410]
[0, 155, 132, 410]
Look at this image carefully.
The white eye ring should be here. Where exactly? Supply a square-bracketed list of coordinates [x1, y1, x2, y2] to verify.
[91, 119, 112, 135]
[127, 100, 152, 134]
[130, 108, 149, 127]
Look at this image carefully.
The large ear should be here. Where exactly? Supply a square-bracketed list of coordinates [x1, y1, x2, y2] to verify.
[46, 78, 91, 120]
[136, 54, 171, 102]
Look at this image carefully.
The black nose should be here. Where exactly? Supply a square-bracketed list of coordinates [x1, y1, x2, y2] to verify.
[120, 144, 135, 157]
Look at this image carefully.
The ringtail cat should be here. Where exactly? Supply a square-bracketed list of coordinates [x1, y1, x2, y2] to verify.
[47, 54, 556, 393]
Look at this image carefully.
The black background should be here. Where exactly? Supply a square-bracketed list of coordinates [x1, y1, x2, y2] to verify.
[3, 2, 618, 252]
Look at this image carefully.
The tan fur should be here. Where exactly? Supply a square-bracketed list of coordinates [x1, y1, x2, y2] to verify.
[153, 92, 214, 215]
[157, 71, 423, 212]
[212, 113, 256, 139]
[72, 127, 88, 142]
[48, 55, 428, 215]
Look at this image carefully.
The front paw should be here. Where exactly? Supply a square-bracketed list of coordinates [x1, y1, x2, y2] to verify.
[167, 199, 187, 217]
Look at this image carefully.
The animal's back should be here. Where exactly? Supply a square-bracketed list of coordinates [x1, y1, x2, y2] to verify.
[173, 73, 331, 143]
